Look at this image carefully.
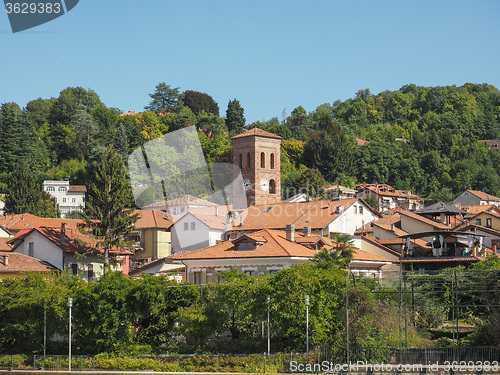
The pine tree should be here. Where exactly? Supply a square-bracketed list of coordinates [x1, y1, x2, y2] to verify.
[82, 147, 138, 269]
[113, 123, 129, 159]
[145, 82, 182, 113]
[4, 162, 42, 215]
[225, 99, 246, 135]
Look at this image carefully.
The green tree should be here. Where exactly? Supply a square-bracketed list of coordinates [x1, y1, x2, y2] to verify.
[82, 147, 138, 268]
[145, 82, 182, 113]
[225, 99, 246, 135]
[183, 90, 219, 116]
[113, 123, 129, 159]
[4, 161, 42, 215]
[292, 168, 326, 197]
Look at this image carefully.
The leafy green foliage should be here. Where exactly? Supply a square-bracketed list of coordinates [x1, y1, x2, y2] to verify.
[145, 82, 182, 113]
[225, 99, 245, 135]
[183, 90, 219, 116]
[82, 147, 138, 266]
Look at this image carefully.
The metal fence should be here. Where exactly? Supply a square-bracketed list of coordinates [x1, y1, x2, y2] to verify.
[0, 355, 94, 371]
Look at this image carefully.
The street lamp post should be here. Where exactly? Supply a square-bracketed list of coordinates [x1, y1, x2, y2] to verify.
[68, 298, 72, 371]
[266, 295, 270, 356]
[305, 295, 310, 362]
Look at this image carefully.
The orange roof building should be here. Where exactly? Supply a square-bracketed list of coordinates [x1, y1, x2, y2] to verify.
[356, 183, 423, 212]
[173, 227, 391, 284]
[0, 252, 58, 278]
[8, 226, 130, 281]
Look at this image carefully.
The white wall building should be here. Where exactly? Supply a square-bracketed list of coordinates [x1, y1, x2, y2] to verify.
[42, 181, 86, 218]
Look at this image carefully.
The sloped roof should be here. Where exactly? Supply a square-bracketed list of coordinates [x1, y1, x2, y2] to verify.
[352, 248, 392, 262]
[172, 229, 318, 260]
[143, 195, 218, 210]
[234, 198, 361, 231]
[132, 209, 175, 229]
[0, 238, 12, 251]
[399, 210, 450, 230]
[466, 190, 500, 202]
[418, 202, 468, 215]
[231, 128, 281, 140]
[10, 227, 131, 255]
[460, 205, 500, 216]
[0, 214, 84, 232]
[67, 185, 86, 193]
[0, 252, 58, 274]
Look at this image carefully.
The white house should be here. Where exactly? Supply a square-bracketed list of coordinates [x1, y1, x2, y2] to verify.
[42, 180, 86, 218]
[170, 206, 229, 253]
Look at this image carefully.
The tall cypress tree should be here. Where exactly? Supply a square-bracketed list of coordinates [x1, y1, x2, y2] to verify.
[82, 147, 138, 269]
[225, 99, 246, 135]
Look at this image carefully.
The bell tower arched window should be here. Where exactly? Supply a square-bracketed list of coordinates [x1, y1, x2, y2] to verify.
[269, 179, 276, 194]
[239, 154, 243, 169]
[270, 153, 275, 169]
[247, 152, 251, 168]
[260, 152, 265, 168]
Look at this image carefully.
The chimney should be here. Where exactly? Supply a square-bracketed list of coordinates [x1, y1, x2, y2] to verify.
[61, 222, 67, 246]
[2, 254, 8, 266]
[286, 224, 295, 242]
[303, 226, 311, 237]
[215, 206, 219, 217]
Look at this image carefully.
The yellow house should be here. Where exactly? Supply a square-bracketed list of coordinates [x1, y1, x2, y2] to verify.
[129, 210, 175, 269]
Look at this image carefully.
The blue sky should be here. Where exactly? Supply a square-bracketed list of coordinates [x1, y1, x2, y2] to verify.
[1, 0, 499, 124]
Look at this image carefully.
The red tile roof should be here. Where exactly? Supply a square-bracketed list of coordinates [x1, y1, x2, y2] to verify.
[68, 185, 87, 193]
[173, 229, 318, 260]
[0, 252, 58, 274]
[0, 238, 12, 251]
[233, 198, 360, 231]
[11, 227, 131, 255]
[356, 138, 370, 146]
[0, 214, 84, 232]
[231, 128, 281, 140]
[131, 209, 175, 229]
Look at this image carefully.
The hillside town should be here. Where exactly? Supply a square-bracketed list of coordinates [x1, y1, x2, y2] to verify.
[1, 127, 498, 282]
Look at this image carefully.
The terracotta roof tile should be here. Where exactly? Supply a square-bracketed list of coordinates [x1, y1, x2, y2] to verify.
[234, 198, 359, 231]
[11, 227, 131, 255]
[67, 185, 86, 193]
[0, 238, 12, 251]
[0, 252, 58, 274]
[172, 229, 318, 260]
[231, 128, 281, 140]
[0, 214, 84, 232]
[352, 248, 391, 262]
[131, 209, 175, 229]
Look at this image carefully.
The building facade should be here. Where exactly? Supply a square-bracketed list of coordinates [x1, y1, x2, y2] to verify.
[231, 128, 282, 207]
[42, 180, 86, 218]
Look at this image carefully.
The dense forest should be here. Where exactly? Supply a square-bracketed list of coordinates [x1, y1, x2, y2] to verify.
[1, 82, 500, 210]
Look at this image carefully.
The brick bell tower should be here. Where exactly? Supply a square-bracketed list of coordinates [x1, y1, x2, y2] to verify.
[231, 128, 281, 206]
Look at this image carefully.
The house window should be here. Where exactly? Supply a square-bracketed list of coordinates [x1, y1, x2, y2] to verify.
[486, 218, 492, 228]
[62, 198, 66, 203]
[270, 153, 275, 169]
[239, 154, 243, 169]
[354, 206, 357, 214]
[71, 263, 78, 275]
[184, 222, 189, 231]
[193, 271, 202, 285]
[238, 241, 254, 250]
[72, 198, 76, 203]
[247, 153, 251, 168]
[46, 186, 55, 192]
[359, 206, 364, 214]
[269, 179, 276, 194]
[261, 152, 265, 168]
[87, 263, 94, 280]
[476, 219, 482, 226]
[191, 222, 196, 230]
[28, 242, 34, 257]
[58, 187, 67, 192]
[244, 270, 255, 277]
